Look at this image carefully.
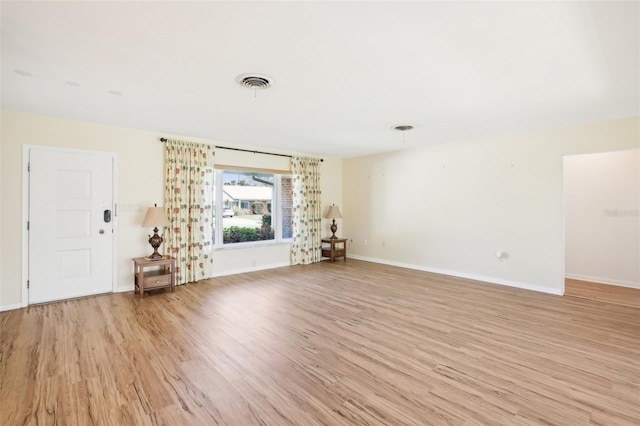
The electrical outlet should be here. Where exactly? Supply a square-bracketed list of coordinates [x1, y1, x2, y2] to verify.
[496, 251, 507, 261]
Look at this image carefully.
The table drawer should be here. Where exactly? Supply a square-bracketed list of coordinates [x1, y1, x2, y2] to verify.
[143, 274, 171, 289]
[322, 248, 345, 258]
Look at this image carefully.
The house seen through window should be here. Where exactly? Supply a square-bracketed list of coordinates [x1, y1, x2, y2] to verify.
[213, 170, 292, 246]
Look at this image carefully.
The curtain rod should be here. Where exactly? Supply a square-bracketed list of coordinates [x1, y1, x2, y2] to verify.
[159, 138, 323, 162]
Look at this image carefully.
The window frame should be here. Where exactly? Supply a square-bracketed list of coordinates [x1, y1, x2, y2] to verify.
[213, 168, 292, 249]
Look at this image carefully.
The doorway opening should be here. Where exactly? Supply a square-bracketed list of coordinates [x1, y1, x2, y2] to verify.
[563, 149, 639, 304]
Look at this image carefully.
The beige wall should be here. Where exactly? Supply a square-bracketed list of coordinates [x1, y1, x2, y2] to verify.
[343, 117, 640, 294]
[3, 109, 636, 307]
[0, 110, 342, 309]
[564, 149, 639, 288]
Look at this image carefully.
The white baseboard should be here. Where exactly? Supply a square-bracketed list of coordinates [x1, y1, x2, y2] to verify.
[0, 302, 23, 312]
[349, 255, 563, 296]
[212, 262, 291, 278]
[565, 273, 639, 289]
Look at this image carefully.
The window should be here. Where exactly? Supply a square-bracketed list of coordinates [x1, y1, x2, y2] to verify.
[213, 169, 292, 246]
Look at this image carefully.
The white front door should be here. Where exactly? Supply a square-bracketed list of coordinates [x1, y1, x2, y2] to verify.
[28, 148, 114, 304]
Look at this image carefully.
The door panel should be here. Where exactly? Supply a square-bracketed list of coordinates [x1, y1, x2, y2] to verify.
[29, 149, 114, 304]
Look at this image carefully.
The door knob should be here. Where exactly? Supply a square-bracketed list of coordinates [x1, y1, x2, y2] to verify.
[99, 229, 105, 234]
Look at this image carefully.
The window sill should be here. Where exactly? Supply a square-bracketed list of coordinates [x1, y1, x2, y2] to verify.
[214, 239, 292, 251]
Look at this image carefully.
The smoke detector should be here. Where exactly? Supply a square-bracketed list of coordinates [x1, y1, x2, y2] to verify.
[236, 73, 273, 90]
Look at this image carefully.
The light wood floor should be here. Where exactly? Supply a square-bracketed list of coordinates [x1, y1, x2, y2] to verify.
[1, 260, 639, 425]
[565, 278, 640, 309]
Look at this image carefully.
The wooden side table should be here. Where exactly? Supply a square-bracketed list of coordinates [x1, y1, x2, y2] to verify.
[132, 256, 176, 298]
[322, 238, 347, 262]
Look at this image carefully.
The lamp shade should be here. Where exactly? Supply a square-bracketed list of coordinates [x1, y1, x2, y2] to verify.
[141, 206, 170, 228]
[325, 205, 342, 219]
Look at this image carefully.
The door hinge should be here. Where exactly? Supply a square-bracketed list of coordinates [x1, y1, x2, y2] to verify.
[114, 203, 118, 217]
[27, 221, 30, 231]
[27, 280, 30, 289]
[28, 162, 31, 172]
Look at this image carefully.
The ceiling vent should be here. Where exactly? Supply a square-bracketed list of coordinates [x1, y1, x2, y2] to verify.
[392, 125, 414, 143]
[236, 73, 273, 90]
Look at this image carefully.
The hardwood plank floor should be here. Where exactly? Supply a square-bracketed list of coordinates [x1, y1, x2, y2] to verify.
[565, 278, 640, 309]
[2, 260, 639, 425]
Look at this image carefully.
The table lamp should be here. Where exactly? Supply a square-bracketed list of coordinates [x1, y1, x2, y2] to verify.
[141, 204, 170, 260]
[325, 204, 342, 239]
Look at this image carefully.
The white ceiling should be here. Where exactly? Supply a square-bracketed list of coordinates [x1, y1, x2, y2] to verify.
[2, 1, 638, 158]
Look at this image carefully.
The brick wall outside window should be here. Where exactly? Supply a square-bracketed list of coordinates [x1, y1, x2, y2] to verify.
[281, 176, 293, 239]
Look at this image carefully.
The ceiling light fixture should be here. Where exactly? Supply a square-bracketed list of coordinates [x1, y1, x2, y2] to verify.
[236, 73, 273, 98]
[392, 125, 414, 143]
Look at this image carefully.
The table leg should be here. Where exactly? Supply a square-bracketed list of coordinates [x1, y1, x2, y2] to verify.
[137, 268, 144, 298]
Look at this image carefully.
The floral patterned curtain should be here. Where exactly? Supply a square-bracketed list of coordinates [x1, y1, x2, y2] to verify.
[164, 139, 215, 284]
[290, 156, 322, 265]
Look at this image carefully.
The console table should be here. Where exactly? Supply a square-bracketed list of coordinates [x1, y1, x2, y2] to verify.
[132, 256, 176, 298]
[322, 238, 347, 262]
